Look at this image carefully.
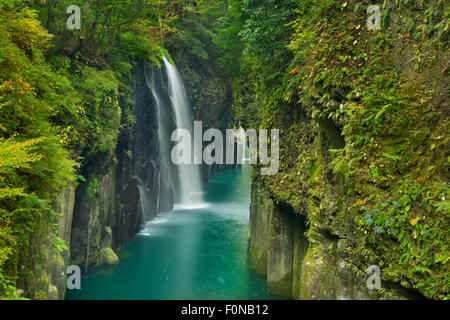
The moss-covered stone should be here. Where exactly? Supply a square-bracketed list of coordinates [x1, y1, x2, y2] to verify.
[99, 248, 119, 266]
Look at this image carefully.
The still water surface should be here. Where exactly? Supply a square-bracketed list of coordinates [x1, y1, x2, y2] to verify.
[66, 165, 271, 300]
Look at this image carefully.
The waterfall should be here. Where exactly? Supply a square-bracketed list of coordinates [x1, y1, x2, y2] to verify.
[144, 66, 173, 213]
[163, 56, 204, 207]
[134, 57, 204, 228]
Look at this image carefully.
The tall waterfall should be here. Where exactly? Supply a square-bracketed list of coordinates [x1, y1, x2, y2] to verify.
[163, 56, 204, 207]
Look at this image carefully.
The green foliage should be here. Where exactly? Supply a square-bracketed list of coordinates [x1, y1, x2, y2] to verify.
[0, 0, 171, 298]
[220, 0, 449, 299]
[75, 68, 121, 156]
[166, 2, 226, 62]
[0, 3, 77, 298]
[86, 174, 99, 199]
[238, 0, 299, 58]
[53, 236, 68, 255]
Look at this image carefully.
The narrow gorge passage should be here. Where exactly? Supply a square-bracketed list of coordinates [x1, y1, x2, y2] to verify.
[1, 0, 447, 303]
[67, 165, 272, 300]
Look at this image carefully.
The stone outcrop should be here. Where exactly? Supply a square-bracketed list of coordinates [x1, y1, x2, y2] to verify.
[49, 185, 76, 299]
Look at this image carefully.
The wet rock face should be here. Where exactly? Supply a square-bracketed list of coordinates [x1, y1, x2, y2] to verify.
[132, 63, 160, 220]
[297, 234, 375, 300]
[113, 147, 140, 246]
[50, 185, 76, 299]
[248, 174, 423, 300]
[248, 177, 308, 299]
[70, 165, 117, 270]
[247, 176, 367, 299]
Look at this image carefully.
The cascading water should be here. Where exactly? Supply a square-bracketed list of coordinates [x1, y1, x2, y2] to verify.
[133, 62, 174, 227]
[144, 66, 174, 213]
[163, 56, 204, 207]
[134, 57, 205, 229]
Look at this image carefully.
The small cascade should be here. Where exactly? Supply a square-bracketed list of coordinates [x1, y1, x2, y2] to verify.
[136, 177, 153, 222]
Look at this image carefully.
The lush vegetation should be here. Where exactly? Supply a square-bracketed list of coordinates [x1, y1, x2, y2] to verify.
[0, 0, 181, 298]
[213, 0, 449, 299]
[0, 0, 448, 299]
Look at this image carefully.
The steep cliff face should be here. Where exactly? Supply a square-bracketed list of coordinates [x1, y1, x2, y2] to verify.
[113, 124, 141, 247]
[49, 185, 76, 299]
[243, 1, 448, 300]
[68, 63, 161, 276]
[248, 174, 425, 300]
[11, 185, 75, 300]
[70, 165, 118, 270]
[248, 176, 308, 298]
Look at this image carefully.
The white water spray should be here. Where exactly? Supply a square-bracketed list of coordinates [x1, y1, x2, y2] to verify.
[163, 56, 204, 206]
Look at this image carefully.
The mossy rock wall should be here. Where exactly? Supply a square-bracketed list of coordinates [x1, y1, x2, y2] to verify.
[249, 172, 427, 300]
[70, 165, 118, 270]
[12, 184, 75, 300]
[243, 0, 448, 300]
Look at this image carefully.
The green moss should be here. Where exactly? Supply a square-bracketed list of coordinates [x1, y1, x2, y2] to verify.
[268, 273, 293, 298]
[229, 0, 448, 299]
[99, 248, 119, 266]
[248, 247, 267, 276]
[309, 158, 321, 185]
[379, 135, 408, 154]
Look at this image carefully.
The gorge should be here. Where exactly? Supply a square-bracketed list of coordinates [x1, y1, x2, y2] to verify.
[0, 0, 447, 301]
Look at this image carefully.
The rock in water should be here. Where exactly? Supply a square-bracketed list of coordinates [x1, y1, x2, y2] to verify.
[100, 248, 119, 266]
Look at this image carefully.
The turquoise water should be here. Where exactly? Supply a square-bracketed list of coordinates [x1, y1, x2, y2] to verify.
[66, 165, 271, 300]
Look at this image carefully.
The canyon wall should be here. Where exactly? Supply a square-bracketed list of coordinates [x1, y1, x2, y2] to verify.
[243, 1, 448, 300]
[248, 174, 423, 300]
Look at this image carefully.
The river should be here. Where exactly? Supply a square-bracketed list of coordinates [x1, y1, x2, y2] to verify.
[66, 165, 271, 300]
